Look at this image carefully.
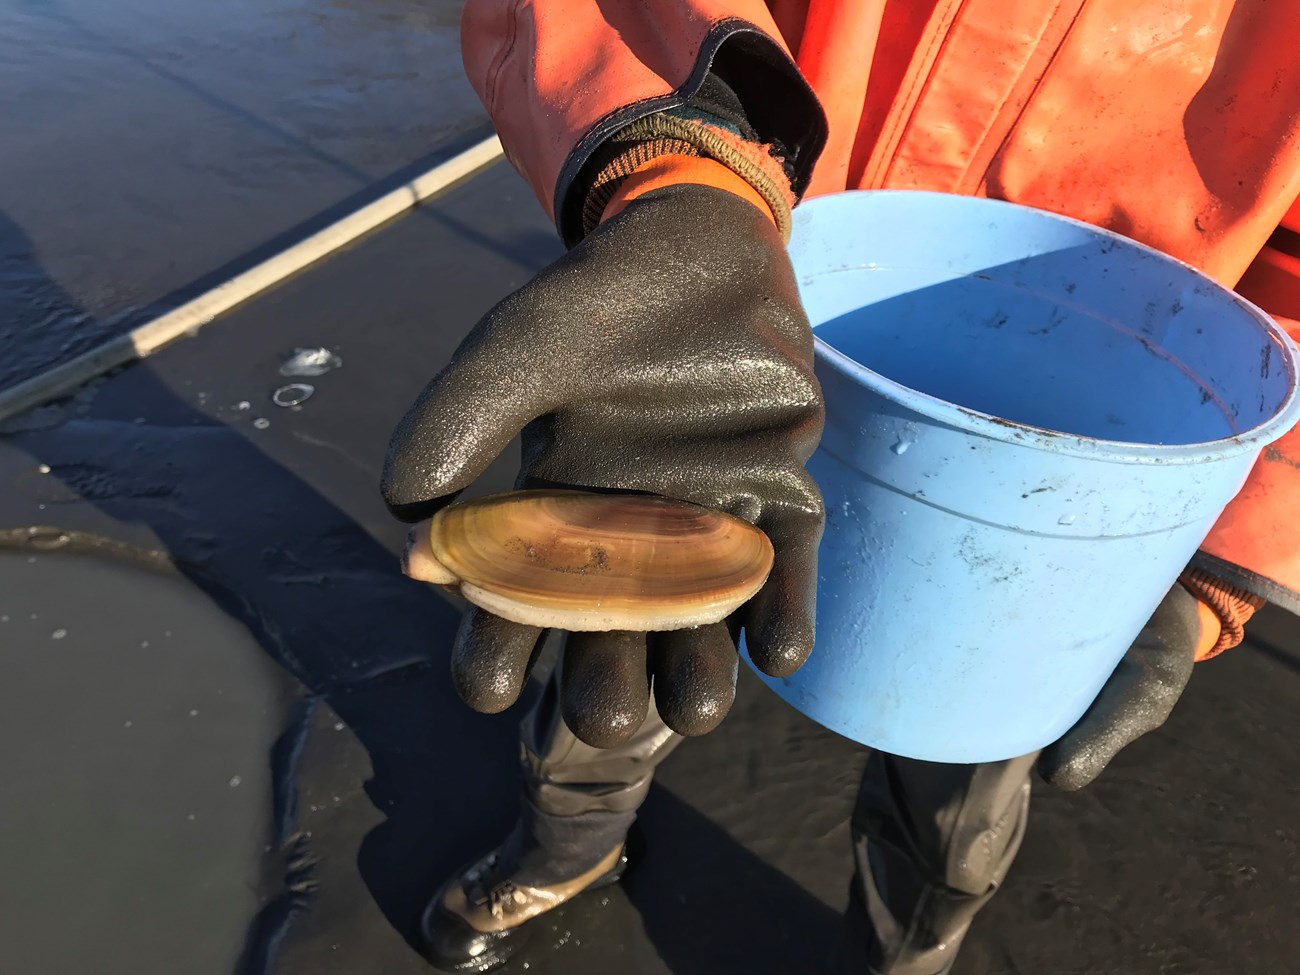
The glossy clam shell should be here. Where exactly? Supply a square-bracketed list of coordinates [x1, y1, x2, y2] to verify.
[427, 490, 774, 631]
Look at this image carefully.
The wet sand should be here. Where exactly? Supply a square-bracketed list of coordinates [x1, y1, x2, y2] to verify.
[0, 0, 477, 389]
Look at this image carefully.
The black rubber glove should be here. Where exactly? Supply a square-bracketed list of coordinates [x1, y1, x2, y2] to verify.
[383, 185, 825, 747]
[1038, 584, 1201, 791]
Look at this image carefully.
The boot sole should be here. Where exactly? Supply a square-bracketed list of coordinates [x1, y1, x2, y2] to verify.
[423, 829, 643, 973]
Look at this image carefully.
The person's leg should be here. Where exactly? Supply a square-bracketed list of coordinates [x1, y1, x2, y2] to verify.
[834, 751, 1039, 975]
[508, 660, 685, 880]
[422, 664, 684, 971]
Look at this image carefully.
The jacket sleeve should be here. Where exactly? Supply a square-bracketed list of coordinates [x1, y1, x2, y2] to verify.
[461, 0, 824, 243]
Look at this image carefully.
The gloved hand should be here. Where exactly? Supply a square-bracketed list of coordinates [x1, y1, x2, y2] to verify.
[1037, 583, 1201, 791]
[384, 183, 825, 747]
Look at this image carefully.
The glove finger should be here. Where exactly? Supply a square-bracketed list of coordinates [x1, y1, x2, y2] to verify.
[559, 631, 651, 748]
[449, 604, 546, 714]
[381, 316, 560, 523]
[650, 623, 739, 737]
[1038, 587, 1199, 791]
[1036, 670, 1146, 792]
[741, 504, 823, 678]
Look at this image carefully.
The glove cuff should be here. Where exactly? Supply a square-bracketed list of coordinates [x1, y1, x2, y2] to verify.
[1178, 569, 1267, 660]
[597, 155, 780, 233]
[581, 111, 795, 241]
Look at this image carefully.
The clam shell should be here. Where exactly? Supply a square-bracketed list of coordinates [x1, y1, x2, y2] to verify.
[426, 490, 774, 631]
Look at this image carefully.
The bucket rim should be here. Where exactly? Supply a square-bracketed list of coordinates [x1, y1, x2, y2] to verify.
[800, 191, 1300, 465]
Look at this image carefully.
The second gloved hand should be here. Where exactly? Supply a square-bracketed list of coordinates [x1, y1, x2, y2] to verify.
[1037, 583, 1201, 791]
[383, 184, 825, 747]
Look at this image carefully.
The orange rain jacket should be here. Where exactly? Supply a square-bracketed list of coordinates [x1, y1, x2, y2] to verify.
[462, 0, 1300, 612]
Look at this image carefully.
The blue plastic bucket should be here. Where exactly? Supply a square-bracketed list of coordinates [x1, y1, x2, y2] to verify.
[748, 191, 1300, 763]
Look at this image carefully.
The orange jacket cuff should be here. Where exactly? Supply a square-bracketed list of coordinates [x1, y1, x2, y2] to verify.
[1192, 599, 1223, 663]
[600, 154, 779, 230]
[1178, 571, 1267, 662]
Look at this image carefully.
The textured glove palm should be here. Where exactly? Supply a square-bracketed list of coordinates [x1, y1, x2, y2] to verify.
[383, 185, 825, 747]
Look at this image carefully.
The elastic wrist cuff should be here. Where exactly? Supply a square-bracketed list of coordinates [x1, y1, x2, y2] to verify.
[581, 112, 795, 241]
[1179, 569, 1267, 660]
[583, 136, 703, 234]
[598, 155, 778, 230]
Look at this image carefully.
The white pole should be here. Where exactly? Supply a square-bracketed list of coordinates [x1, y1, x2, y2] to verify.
[0, 135, 505, 422]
